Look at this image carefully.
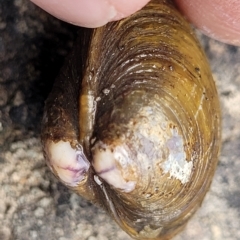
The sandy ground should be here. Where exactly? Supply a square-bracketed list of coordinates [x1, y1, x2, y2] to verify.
[0, 0, 240, 240]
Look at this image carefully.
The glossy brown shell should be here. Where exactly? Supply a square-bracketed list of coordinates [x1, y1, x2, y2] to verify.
[41, 0, 221, 239]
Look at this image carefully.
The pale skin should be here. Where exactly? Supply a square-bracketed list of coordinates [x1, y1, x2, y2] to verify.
[30, 0, 240, 46]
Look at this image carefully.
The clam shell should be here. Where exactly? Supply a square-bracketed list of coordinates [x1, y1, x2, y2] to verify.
[41, 0, 221, 239]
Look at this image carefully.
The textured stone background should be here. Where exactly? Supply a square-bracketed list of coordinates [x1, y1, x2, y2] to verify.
[0, 0, 240, 240]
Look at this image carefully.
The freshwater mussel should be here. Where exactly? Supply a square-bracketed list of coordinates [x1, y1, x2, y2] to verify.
[41, 0, 221, 239]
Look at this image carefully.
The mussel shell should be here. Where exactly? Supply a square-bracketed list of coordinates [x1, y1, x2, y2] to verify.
[41, 0, 221, 239]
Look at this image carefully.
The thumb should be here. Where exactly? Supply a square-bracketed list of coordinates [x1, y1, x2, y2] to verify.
[30, 0, 150, 28]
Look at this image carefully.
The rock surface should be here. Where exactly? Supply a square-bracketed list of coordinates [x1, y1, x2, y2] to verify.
[0, 0, 240, 240]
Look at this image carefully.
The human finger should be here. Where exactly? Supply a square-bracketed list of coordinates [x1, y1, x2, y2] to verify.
[30, 0, 150, 28]
[174, 0, 240, 46]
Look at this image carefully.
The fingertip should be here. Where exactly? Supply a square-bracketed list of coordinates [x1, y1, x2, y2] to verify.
[31, 0, 150, 28]
[174, 0, 240, 46]
[31, 0, 116, 28]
